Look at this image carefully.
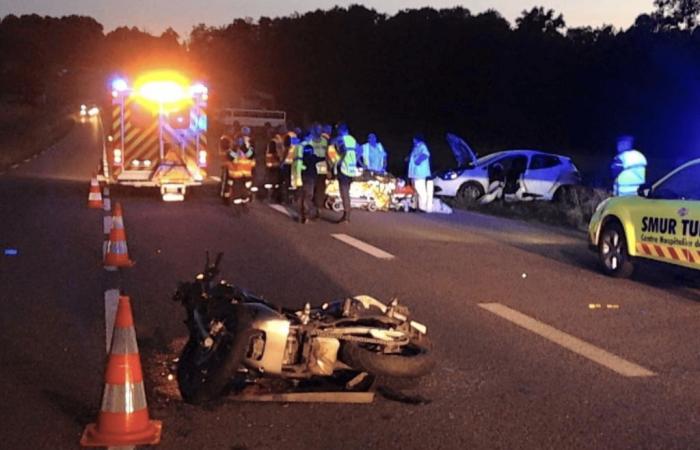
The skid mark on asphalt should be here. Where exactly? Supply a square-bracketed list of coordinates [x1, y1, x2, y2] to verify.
[331, 233, 395, 260]
[478, 303, 656, 378]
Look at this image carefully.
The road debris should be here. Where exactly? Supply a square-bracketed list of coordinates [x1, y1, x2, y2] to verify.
[588, 303, 620, 310]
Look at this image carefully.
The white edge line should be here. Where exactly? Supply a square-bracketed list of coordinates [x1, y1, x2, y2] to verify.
[103, 215, 113, 234]
[10, 164, 19, 169]
[105, 289, 120, 353]
[331, 233, 395, 260]
[478, 303, 655, 378]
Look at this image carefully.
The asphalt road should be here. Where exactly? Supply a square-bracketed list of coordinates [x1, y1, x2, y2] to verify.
[1, 118, 700, 450]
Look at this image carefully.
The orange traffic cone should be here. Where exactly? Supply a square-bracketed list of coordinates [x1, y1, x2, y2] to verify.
[104, 202, 134, 269]
[88, 176, 103, 209]
[81, 295, 162, 447]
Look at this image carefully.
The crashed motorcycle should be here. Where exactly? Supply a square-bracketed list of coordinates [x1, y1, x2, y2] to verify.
[173, 253, 434, 404]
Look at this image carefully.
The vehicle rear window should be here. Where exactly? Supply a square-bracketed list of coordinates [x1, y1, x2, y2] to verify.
[529, 155, 561, 170]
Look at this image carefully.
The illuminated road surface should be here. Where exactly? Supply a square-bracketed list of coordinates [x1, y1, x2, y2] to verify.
[1, 119, 700, 449]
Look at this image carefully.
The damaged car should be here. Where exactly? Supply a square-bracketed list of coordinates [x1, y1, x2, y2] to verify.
[433, 133, 581, 204]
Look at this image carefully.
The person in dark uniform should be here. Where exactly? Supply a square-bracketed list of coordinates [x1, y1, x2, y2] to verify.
[298, 143, 325, 224]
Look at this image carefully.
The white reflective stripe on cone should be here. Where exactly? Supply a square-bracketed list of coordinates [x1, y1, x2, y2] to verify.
[110, 327, 139, 354]
[108, 240, 129, 254]
[101, 382, 148, 413]
[112, 216, 124, 228]
[89, 192, 102, 200]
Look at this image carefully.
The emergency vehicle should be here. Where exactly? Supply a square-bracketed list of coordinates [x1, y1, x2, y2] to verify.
[589, 158, 700, 277]
[101, 70, 208, 201]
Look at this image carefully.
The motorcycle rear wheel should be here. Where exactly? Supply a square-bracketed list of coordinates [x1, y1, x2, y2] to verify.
[341, 337, 435, 378]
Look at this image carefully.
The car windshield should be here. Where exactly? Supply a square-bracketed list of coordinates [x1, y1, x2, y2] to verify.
[476, 153, 507, 166]
[653, 162, 700, 201]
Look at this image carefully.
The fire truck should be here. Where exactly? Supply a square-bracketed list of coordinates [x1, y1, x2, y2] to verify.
[101, 70, 208, 201]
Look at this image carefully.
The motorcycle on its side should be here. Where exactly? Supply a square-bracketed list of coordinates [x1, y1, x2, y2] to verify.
[173, 253, 435, 404]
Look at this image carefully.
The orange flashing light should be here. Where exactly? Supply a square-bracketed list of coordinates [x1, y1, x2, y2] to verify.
[133, 70, 192, 113]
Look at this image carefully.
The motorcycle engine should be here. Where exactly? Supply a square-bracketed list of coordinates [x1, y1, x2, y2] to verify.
[308, 337, 340, 376]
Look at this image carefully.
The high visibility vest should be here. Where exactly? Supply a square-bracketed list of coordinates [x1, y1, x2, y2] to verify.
[327, 144, 339, 166]
[228, 157, 255, 179]
[338, 135, 359, 177]
[310, 137, 329, 175]
[266, 137, 281, 168]
[291, 145, 304, 187]
[283, 132, 297, 165]
[613, 149, 646, 196]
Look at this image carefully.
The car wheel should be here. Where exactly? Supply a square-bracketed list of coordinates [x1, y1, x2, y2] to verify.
[598, 222, 634, 278]
[457, 182, 484, 205]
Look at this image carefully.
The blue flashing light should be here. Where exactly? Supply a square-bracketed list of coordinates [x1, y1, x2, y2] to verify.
[112, 78, 128, 92]
[4, 248, 18, 256]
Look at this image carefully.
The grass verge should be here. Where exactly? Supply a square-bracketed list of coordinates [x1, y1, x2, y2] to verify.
[0, 103, 75, 171]
[447, 185, 610, 232]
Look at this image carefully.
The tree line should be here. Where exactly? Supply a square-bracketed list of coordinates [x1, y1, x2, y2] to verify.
[2, 1, 700, 176]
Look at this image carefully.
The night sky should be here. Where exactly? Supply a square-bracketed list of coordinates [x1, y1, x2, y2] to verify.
[0, 1, 654, 37]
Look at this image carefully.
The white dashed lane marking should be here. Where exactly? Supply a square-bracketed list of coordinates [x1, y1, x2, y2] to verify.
[478, 303, 656, 378]
[331, 233, 395, 260]
[210, 176, 222, 182]
[268, 204, 296, 218]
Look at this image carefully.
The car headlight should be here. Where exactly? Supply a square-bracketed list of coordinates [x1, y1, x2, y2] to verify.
[441, 171, 458, 181]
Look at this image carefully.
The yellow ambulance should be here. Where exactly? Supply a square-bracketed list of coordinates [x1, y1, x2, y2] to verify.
[589, 159, 700, 277]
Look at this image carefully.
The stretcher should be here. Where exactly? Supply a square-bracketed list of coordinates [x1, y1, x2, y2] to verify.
[325, 172, 416, 212]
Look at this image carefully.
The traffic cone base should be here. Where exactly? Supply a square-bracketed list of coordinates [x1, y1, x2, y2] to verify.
[80, 417, 161, 447]
[81, 296, 161, 447]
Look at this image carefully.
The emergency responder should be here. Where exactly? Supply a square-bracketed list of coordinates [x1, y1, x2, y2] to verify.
[219, 134, 235, 203]
[408, 134, 433, 213]
[611, 135, 647, 196]
[235, 126, 257, 200]
[297, 143, 326, 224]
[334, 123, 359, 223]
[264, 132, 283, 201]
[279, 131, 298, 204]
[360, 133, 387, 174]
[225, 132, 256, 208]
[306, 123, 330, 217]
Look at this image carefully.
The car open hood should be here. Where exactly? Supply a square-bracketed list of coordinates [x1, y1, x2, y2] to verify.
[446, 133, 477, 168]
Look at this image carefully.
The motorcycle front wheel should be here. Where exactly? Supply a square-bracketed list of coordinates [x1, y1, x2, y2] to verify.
[177, 333, 247, 404]
[341, 336, 435, 378]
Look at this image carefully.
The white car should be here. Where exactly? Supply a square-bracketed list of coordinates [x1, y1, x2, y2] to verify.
[433, 134, 581, 203]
